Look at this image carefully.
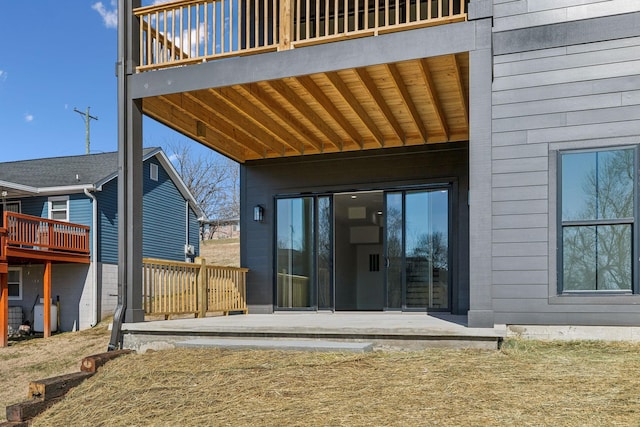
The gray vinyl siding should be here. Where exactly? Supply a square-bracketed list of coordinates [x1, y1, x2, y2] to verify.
[493, 0, 640, 32]
[491, 12, 640, 325]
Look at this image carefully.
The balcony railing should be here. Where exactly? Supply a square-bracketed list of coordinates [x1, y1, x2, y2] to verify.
[2, 212, 90, 256]
[143, 257, 248, 317]
[135, 0, 468, 71]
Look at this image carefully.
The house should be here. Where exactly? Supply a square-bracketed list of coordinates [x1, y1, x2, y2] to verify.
[0, 148, 202, 346]
[113, 1, 640, 332]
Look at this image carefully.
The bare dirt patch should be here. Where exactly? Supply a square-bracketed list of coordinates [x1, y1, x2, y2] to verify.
[29, 339, 640, 426]
[0, 323, 110, 422]
[199, 238, 240, 267]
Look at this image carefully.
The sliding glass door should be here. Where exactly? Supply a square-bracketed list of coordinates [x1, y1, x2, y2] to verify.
[385, 188, 450, 310]
[276, 197, 314, 308]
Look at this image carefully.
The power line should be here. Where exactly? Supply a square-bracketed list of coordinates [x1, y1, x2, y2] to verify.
[74, 107, 98, 154]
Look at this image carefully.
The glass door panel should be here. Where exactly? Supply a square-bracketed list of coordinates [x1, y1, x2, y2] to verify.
[276, 197, 314, 308]
[317, 196, 333, 309]
[405, 189, 449, 309]
[385, 192, 403, 309]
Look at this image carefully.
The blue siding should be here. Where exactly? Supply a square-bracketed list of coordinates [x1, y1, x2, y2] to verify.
[189, 208, 200, 257]
[18, 196, 47, 217]
[96, 179, 119, 264]
[96, 156, 196, 263]
[143, 159, 190, 260]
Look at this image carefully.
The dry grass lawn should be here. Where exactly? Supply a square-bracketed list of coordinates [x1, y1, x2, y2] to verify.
[21, 339, 640, 426]
[199, 238, 240, 267]
[0, 322, 110, 422]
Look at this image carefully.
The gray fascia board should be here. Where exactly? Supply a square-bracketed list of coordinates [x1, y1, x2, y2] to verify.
[131, 21, 477, 99]
[494, 11, 640, 56]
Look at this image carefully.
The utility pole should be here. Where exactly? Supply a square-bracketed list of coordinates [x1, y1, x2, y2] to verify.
[74, 107, 98, 154]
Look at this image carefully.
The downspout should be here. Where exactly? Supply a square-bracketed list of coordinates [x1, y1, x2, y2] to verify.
[84, 188, 99, 327]
[185, 201, 190, 262]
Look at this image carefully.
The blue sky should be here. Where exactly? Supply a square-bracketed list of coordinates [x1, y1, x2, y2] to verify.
[0, 1, 205, 163]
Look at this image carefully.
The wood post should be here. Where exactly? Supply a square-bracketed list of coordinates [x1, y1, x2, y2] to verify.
[43, 261, 51, 338]
[0, 271, 8, 347]
[278, 0, 292, 51]
[197, 257, 207, 318]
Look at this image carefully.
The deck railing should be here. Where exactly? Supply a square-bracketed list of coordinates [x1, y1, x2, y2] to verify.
[134, 0, 468, 71]
[3, 212, 90, 255]
[0, 226, 6, 263]
[143, 257, 248, 317]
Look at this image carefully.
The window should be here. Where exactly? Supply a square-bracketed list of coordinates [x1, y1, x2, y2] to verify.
[48, 196, 69, 222]
[150, 163, 159, 181]
[8, 268, 22, 300]
[0, 201, 20, 214]
[560, 148, 635, 292]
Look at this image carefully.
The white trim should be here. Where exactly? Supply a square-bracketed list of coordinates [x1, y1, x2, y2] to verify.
[8, 267, 22, 301]
[48, 195, 69, 222]
[150, 163, 159, 181]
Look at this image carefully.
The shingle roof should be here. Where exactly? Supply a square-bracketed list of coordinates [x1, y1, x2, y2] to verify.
[0, 148, 158, 188]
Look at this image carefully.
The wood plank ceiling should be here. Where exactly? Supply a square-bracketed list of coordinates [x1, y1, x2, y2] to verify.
[143, 52, 469, 163]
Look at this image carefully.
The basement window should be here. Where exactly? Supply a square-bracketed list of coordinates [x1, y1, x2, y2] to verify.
[8, 268, 22, 300]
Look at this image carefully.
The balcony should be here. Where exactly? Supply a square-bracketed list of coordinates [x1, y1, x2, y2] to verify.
[1, 212, 90, 264]
[133, 0, 471, 163]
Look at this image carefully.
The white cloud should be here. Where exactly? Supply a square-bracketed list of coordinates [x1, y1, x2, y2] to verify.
[92, 1, 118, 29]
[0, 70, 6, 83]
[24, 113, 34, 123]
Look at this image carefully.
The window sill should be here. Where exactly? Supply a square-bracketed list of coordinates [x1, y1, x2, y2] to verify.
[550, 294, 640, 305]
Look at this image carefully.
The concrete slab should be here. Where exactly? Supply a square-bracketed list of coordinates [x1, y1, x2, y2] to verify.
[176, 338, 374, 352]
[121, 312, 505, 352]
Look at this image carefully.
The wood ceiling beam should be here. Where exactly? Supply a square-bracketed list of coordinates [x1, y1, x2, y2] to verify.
[418, 58, 449, 141]
[213, 86, 305, 155]
[265, 80, 344, 151]
[295, 75, 363, 149]
[451, 54, 469, 131]
[161, 93, 268, 159]
[235, 84, 324, 152]
[189, 89, 285, 156]
[385, 63, 429, 143]
[143, 96, 248, 162]
[353, 67, 405, 143]
[323, 72, 385, 147]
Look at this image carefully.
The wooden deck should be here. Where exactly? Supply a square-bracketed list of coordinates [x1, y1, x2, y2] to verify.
[133, 0, 470, 163]
[0, 212, 91, 347]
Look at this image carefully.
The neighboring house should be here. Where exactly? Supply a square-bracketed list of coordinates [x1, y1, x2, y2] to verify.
[0, 148, 202, 343]
[203, 218, 240, 240]
[116, 1, 640, 328]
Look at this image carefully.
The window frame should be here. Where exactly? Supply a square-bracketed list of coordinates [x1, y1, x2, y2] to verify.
[150, 163, 159, 181]
[557, 146, 638, 295]
[7, 267, 22, 301]
[48, 196, 69, 222]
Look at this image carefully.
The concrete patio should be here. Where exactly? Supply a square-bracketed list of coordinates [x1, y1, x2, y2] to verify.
[122, 312, 506, 352]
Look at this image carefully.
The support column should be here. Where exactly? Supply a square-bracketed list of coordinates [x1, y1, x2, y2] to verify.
[44, 261, 52, 338]
[119, 0, 144, 325]
[0, 271, 8, 347]
[467, 17, 494, 328]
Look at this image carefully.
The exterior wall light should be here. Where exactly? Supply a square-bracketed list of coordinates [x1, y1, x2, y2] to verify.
[253, 205, 264, 222]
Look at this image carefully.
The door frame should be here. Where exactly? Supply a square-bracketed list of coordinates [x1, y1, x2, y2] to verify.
[273, 180, 457, 312]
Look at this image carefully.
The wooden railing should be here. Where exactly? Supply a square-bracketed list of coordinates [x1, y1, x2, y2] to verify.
[134, 0, 468, 71]
[3, 212, 90, 255]
[277, 272, 309, 307]
[143, 257, 248, 317]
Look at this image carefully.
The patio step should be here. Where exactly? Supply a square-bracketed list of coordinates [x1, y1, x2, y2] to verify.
[175, 338, 374, 353]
